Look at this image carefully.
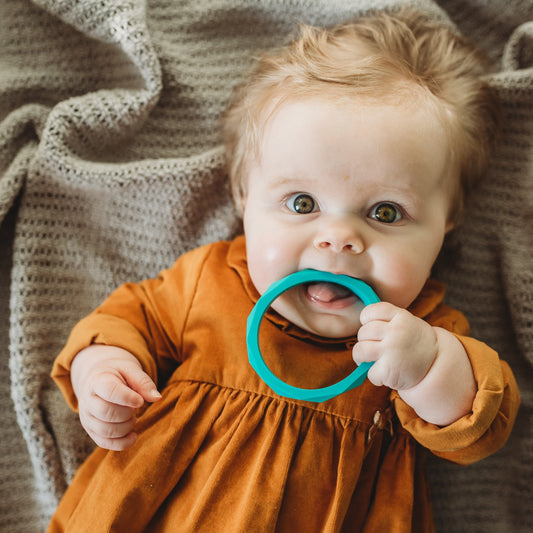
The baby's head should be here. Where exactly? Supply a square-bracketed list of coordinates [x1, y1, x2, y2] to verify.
[222, 8, 500, 338]
[223, 7, 500, 226]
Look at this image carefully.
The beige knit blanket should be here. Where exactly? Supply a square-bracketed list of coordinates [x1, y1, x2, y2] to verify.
[1, 0, 532, 531]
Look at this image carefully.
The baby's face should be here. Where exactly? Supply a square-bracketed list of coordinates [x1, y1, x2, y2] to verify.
[243, 97, 453, 338]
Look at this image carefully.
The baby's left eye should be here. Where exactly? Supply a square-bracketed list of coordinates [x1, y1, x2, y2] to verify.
[370, 203, 402, 223]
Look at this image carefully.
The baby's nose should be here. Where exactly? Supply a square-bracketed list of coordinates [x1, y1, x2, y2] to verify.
[313, 220, 365, 254]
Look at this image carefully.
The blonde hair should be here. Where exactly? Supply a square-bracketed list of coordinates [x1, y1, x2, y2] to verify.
[222, 8, 500, 224]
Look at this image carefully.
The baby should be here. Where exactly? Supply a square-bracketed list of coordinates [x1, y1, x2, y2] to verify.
[49, 8, 519, 532]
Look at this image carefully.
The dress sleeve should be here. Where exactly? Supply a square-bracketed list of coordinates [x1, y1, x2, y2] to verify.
[51, 243, 214, 411]
[392, 334, 520, 465]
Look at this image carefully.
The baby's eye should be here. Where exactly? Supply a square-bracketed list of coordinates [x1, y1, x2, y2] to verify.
[370, 203, 402, 223]
[286, 193, 317, 214]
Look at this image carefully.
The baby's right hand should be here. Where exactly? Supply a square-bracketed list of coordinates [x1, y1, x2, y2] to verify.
[70, 345, 161, 451]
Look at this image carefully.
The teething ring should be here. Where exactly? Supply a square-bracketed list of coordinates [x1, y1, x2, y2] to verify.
[246, 269, 380, 402]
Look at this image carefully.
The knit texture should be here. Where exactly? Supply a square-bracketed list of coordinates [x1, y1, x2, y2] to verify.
[0, 0, 531, 531]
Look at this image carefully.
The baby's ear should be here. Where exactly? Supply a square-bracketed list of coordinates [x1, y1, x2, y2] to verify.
[445, 220, 455, 234]
[237, 193, 248, 218]
[231, 179, 247, 218]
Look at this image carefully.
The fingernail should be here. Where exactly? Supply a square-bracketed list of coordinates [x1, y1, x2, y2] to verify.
[152, 389, 162, 399]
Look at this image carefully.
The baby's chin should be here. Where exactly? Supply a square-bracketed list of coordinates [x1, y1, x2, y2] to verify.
[297, 316, 361, 340]
[272, 292, 362, 340]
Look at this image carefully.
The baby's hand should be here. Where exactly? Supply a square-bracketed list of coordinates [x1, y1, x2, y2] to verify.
[70, 345, 161, 451]
[352, 302, 438, 391]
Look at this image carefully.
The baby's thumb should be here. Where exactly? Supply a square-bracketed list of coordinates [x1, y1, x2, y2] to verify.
[126, 368, 162, 403]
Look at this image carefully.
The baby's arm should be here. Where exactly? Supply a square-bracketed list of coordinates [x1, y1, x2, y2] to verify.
[71, 345, 162, 451]
[352, 302, 476, 426]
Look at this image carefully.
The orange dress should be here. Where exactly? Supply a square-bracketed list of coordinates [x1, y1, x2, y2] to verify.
[49, 236, 519, 533]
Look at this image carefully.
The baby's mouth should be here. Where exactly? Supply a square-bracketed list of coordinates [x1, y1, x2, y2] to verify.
[305, 282, 358, 310]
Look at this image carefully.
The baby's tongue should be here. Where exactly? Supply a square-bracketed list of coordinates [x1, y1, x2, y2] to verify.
[306, 282, 353, 303]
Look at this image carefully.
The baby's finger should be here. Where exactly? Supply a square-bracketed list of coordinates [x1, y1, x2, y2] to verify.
[78, 407, 138, 450]
[124, 368, 161, 404]
[88, 430, 138, 451]
[365, 359, 387, 388]
[352, 339, 381, 364]
[83, 411, 137, 442]
[359, 301, 401, 325]
[93, 373, 145, 408]
[356, 319, 388, 342]
[89, 395, 137, 424]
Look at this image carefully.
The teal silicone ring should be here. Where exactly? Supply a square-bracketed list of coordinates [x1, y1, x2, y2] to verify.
[246, 269, 380, 402]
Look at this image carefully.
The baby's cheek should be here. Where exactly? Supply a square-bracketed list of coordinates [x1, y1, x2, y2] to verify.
[246, 245, 283, 295]
[375, 261, 428, 308]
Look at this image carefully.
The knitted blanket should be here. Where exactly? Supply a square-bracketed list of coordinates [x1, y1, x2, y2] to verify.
[1, 0, 532, 531]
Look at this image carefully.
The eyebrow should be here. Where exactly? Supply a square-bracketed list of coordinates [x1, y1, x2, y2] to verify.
[271, 175, 417, 195]
[268, 176, 318, 189]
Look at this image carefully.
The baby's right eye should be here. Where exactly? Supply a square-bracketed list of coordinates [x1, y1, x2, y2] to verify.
[286, 193, 317, 214]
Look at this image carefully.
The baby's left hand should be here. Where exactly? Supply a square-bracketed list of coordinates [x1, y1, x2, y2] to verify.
[352, 302, 438, 391]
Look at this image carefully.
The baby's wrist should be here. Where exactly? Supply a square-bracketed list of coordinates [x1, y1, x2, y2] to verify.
[398, 328, 475, 426]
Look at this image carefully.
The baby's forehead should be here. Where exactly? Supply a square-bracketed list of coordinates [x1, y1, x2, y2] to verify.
[257, 83, 443, 145]
[253, 93, 458, 200]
